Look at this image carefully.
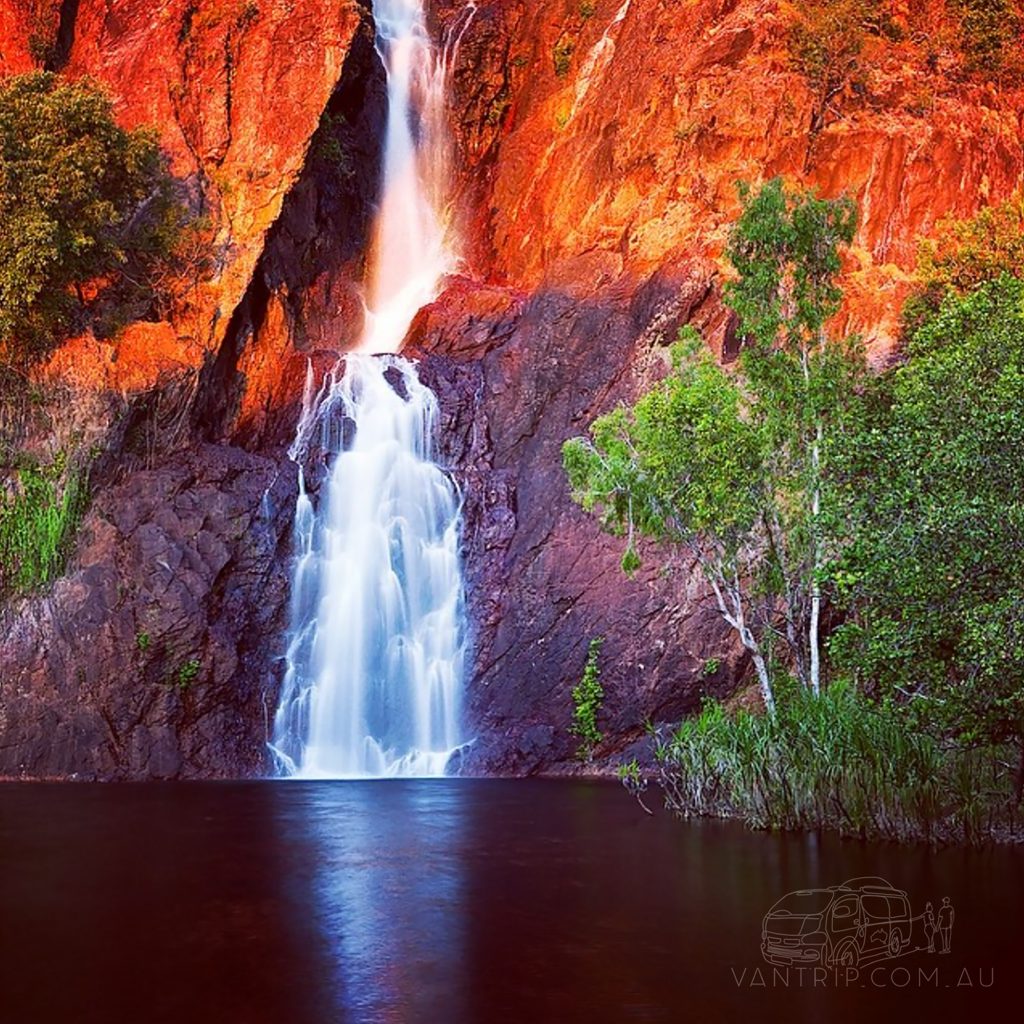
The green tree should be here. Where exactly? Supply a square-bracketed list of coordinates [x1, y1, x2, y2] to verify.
[0, 72, 177, 362]
[564, 180, 862, 712]
[725, 177, 859, 696]
[833, 276, 1024, 800]
[788, 0, 873, 136]
[564, 331, 779, 712]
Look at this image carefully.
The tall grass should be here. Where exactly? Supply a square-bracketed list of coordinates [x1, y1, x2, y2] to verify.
[0, 461, 87, 597]
[654, 682, 1018, 843]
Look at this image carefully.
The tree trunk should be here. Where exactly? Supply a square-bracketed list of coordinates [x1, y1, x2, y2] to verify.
[806, 345, 823, 698]
[706, 565, 776, 716]
[751, 649, 776, 717]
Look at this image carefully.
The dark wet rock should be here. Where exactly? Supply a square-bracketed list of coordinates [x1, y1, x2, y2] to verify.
[0, 444, 296, 780]
[418, 264, 747, 775]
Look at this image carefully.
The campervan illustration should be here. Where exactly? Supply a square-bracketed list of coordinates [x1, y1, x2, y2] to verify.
[761, 877, 943, 968]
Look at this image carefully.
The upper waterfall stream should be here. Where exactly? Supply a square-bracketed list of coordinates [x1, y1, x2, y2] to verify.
[271, 0, 468, 778]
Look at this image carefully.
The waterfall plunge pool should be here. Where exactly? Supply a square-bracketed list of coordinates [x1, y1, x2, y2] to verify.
[0, 779, 1017, 1023]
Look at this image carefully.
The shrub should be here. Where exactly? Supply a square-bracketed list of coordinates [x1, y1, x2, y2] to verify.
[0, 72, 182, 363]
[553, 39, 575, 77]
[788, 0, 873, 132]
[950, 0, 1024, 81]
[176, 658, 201, 689]
[901, 194, 1024, 334]
[571, 637, 605, 761]
[918, 192, 1024, 294]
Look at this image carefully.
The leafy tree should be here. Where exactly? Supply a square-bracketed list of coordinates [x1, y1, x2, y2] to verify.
[788, 0, 874, 136]
[0, 72, 178, 363]
[833, 276, 1024, 800]
[564, 180, 861, 712]
[725, 177, 859, 695]
[564, 331, 779, 712]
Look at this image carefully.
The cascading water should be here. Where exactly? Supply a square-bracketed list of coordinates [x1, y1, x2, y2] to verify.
[271, 0, 471, 778]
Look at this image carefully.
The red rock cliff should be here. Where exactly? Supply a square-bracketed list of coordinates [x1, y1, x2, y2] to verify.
[2, 0, 1023, 778]
[437, 0, 1024, 349]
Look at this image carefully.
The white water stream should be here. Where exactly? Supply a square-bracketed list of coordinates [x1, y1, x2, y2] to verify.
[271, 0, 468, 777]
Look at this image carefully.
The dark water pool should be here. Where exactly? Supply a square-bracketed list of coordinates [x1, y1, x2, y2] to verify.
[0, 780, 1019, 1023]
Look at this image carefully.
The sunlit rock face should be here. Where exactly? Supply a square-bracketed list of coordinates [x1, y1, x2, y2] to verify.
[2, 0, 1024, 778]
[0, 0, 364, 393]
[433, 0, 1024, 351]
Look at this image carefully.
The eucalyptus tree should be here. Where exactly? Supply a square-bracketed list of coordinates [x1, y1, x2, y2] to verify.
[563, 331, 778, 713]
[724, 177, 859, 695]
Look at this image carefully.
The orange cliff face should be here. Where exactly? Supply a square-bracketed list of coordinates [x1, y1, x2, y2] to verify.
[0, 0, 363, 393]
[1, 0, 1022, 408]
[436, 0, 1024, 352]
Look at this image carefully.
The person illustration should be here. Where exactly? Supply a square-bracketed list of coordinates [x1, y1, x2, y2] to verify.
[924, 902, 936, 953]
[938, 897, 954, 953]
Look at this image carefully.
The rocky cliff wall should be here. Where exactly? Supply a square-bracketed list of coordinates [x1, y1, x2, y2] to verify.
[1, 0, 1022, 777]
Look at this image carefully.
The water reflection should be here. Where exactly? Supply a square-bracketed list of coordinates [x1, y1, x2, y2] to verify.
[275, 782, 467, 1022]
[0, 780, 1019, 1024]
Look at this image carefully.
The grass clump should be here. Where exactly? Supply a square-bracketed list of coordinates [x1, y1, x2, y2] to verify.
[653, 683, 1018, 843]
[0, 457, 87, 597]
[176, 658, 201, 689]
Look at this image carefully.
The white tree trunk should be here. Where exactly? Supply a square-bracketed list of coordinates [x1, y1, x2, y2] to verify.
[707, 566, 776, 716]
[808, 422, 822, 697]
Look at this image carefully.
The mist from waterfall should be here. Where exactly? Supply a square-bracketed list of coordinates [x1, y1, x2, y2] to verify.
[271, 0, 470, 778]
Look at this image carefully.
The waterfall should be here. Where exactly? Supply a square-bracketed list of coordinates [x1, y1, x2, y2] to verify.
[271, 0, 468, 778]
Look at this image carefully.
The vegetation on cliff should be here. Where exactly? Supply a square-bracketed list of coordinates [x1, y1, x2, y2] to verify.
[565, 179, 1024, 842]
[0, 453, 87, 598]
[565, 179, 863, 716]
[0, 72, 185, 365]
[570, 637, 605, 762]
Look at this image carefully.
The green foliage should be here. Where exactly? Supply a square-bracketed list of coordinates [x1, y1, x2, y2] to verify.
[702, 658, 721, 678]
[833, 276, 1024, 777]
[913, 192, 1024, 311]
[950, 0, 1024, 81]
[553, 39, 575, 77]
[0, 457, 87, 597]
[0, 72, 180, 362]
[656, 683, 1015, 842]
[135, 631, 151, 653]
[311, 109, 355, 179]
[724, 177, 857, 351]
[787, 0, 873, 130]
[580, 2, 597, 18]
[564, 329, 762, 552]
[566, 180, 862, 713]
[571, 637, 605, 760]
[176, 658, 201, 690]
[616, 757, 653, 812]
